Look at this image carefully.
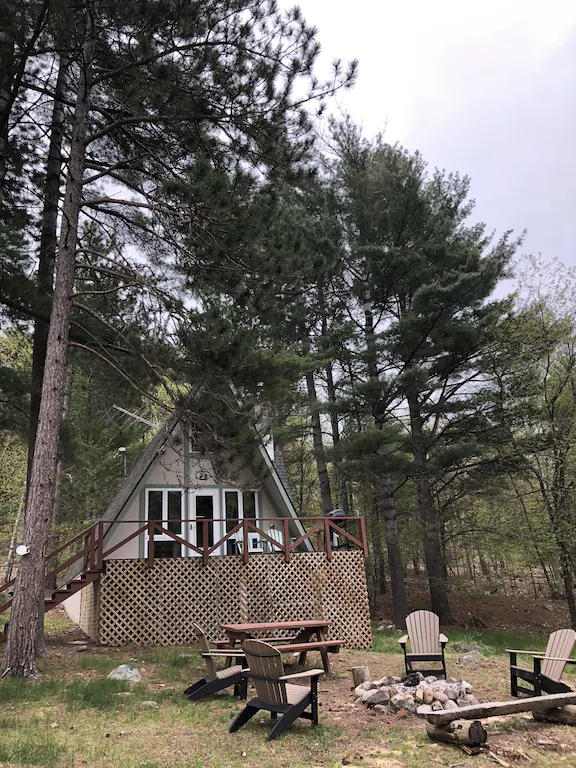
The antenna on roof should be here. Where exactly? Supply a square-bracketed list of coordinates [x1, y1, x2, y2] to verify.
[111, 404, 159, 429]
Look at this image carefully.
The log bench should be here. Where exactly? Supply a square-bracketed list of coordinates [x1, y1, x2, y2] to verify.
[425, 691, 576, 747]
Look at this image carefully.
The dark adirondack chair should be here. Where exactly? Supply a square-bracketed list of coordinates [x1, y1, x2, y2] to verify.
[398, 610, 448, 678]
[183, 623, 246, 701]
[229, 639, 323, 741]
[508, 628, 576, 697]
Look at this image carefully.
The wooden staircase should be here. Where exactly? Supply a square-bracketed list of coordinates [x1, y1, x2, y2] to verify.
[0, 521, 106, 617]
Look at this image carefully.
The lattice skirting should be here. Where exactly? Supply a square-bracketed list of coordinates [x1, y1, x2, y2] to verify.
[79, 580, 99, 641]
[96, 551, 372, 649]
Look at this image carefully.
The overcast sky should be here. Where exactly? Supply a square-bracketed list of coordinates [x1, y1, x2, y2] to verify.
[292, 0, 576, 271]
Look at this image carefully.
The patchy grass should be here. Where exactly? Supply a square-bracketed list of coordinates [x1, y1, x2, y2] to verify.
[1, 623, 576, 768]
[0, 726, 67, 766]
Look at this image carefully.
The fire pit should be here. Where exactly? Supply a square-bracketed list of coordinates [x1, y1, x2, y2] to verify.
[353, 671, 479, 716]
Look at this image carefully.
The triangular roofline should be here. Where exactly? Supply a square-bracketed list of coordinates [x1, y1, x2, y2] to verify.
[97, 412, 312, 550]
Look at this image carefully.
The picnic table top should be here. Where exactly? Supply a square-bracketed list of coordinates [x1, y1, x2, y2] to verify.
[221, 620, 330, 633]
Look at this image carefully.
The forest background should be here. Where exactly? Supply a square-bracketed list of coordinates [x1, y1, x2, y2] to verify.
[2, 0, 576, 677]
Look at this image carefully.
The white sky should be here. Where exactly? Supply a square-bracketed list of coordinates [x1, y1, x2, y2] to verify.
[291, 0, 576, 269]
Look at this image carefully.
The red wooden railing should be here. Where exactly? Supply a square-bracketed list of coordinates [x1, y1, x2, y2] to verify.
[0, 516, 368, 611]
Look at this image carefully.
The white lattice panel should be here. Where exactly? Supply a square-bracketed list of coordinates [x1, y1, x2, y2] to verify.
[98, 551, 372, 648]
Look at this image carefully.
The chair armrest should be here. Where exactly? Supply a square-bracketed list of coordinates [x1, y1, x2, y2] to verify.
[505, 649, 542, 656]
[202, 651, 246, 658]
[398, 635, 408, 645]
[538, 656, 576, 664]
[439, 633, 448, 644]
[279, 669, 324, 681]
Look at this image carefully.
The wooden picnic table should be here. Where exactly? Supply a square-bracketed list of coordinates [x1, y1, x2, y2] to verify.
[220, 620, 338, 673]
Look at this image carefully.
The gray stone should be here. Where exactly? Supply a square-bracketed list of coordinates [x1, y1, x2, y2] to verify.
[141, 701, 158, 708]
[460, 680, 473, 695]
[114, 692, 133, 697]
[392, 676, 402, 683]
[459, 694, 479, 706]
[373, 676, 397, 687]
[445, 688, 459, 701]
[107, 665, 142, 684]
[423, 689, 434, 705]
[433, 691, 449, 704]
[363, 689, 390, 707]
[460, 651, 480, 666]
[446, 677, 458, 685]
[431, 701, 443, 711]
[178, 654, 196, 658]
[544, 603, 555, 612]
[424, 675, 438, 684]
[361, 681, 377, 691]
[75, 645, 89, 653]
[390, 693, 416, 713]
[452, 641, 476, 653]
[443, 699, 459, 711]
[415, 688, 425, 702]
[416, 704, 433, 716]
[373, 704, 389, 713]
[355, 697, 364, 706]
[353, 684, 366, 698]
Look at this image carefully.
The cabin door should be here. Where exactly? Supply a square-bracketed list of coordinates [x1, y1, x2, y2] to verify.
[187, 489, 222, 556]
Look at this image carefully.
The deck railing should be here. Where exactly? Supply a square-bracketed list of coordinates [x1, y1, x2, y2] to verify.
[0, 516, 368, 606]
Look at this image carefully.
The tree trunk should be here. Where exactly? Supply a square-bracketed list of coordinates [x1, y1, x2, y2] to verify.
[3, 490, 24, 583]
[407, 390, 452, 624]
[325, 363, 350, 512]
[27, 54, 69, 489]
[305, 371, 333, 514]
[351, 666, 371, 687]
[364, 296, 408, 626]
[369, 494, 386, 599]
[378, 453, 407, 628]
[426, 719, 487, 746]
[1, 29, 94, 678]
[28, 55, 69, 658]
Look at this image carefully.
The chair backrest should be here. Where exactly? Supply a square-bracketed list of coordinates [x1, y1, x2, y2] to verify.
[242, 639, 287, 706]
[542, 628, 576, 680]
[192, 622, 216, 680]
[406, 610, 440, 654]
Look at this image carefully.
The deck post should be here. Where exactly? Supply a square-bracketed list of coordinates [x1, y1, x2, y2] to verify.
[283, 518, 290, 562]
[97, 522, 103, 570]
[242, 519, 249, 564]
[147, 523, 155, 569]
[202, 520, 209, 566]
[324, 519, 332, 561]
[359, 517, 368, 557]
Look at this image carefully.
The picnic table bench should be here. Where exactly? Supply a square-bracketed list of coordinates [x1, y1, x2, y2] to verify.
[220, 620, 343, 673]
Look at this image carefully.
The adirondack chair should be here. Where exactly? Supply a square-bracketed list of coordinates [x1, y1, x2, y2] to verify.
[183, 623, 247, 701]
[398, 610, 448, 678]
[508, 628, 576, 697]
[229, 639, 323, 741]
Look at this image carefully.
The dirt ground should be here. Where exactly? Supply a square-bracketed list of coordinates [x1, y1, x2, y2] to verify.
[374, 577, 570, 634]
[10, 611, 572, 768]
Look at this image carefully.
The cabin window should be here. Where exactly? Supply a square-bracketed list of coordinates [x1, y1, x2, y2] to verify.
[146, 489, 183, 535]
[223, 489, 259, 554]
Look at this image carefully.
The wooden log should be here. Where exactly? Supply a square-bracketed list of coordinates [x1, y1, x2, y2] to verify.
[426, 719, 487, 746]
[351, 666, 371, 687]
[533, 705, 576, 726]
[427, 692, 576, 725]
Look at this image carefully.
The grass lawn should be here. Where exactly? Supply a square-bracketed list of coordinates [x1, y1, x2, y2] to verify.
[1, 615, 576, 767]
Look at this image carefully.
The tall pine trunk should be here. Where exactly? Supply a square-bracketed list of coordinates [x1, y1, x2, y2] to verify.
[1, 29, 95, 678]
[378, 446, 407, 627]
[0, 17, 13, 201]
[364, 297, 408, 624]
[305, 371, 334, 514]
[407, 390, 452, 624]
[325, 363, 350, 512]
[28, 55, 69, 657]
